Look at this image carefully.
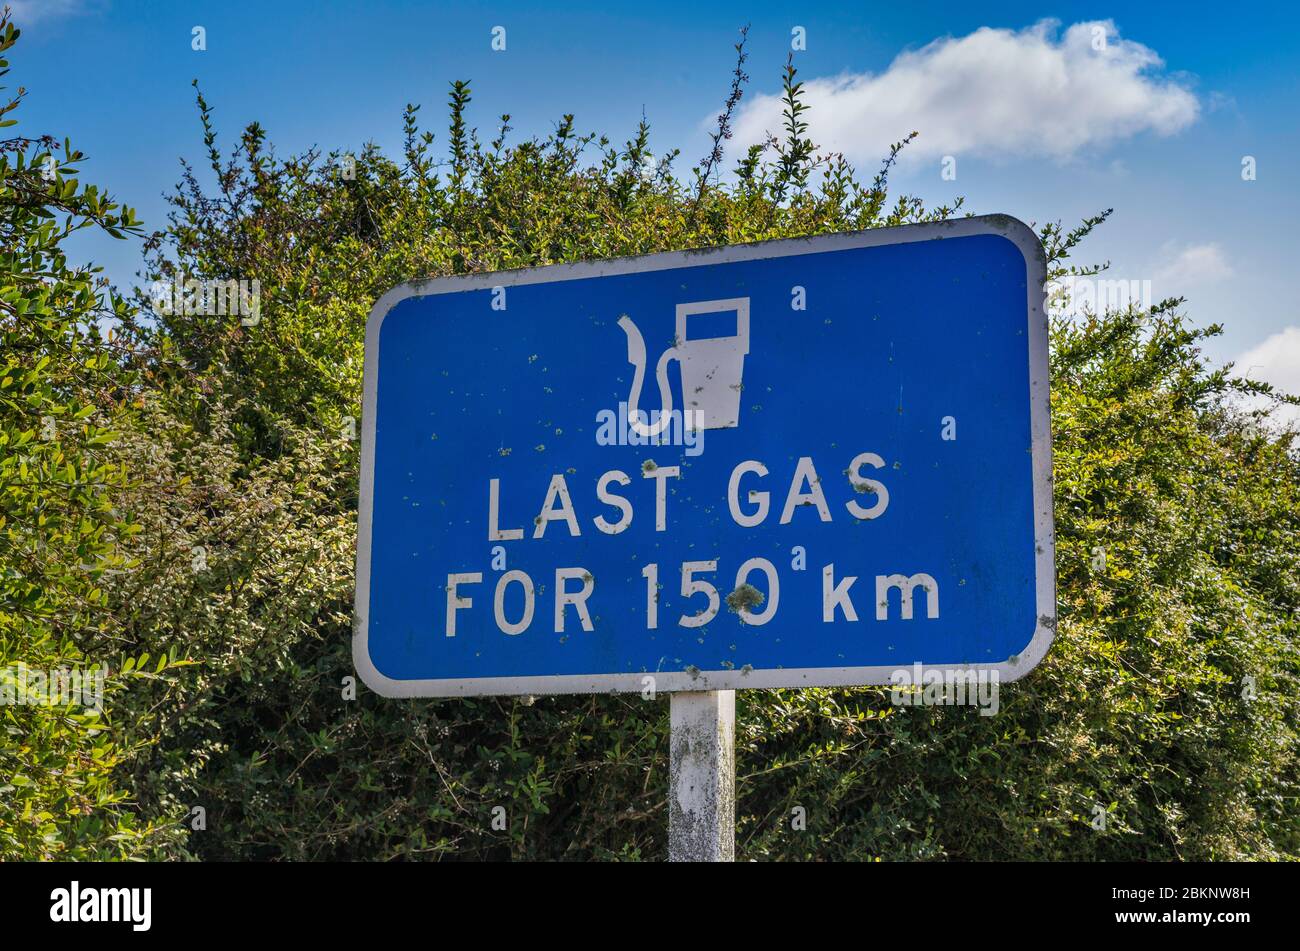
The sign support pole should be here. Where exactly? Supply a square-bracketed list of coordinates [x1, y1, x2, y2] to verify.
[668, 690, 735, 862]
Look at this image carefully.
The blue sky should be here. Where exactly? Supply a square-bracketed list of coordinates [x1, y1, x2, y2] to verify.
[11, 0, 1300, 394]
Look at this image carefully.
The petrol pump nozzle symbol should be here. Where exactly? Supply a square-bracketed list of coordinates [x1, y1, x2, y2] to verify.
[618, 297, 751, 437]
[617, 314, 677, 438]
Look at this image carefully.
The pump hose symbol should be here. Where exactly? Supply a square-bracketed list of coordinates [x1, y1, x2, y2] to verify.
[617, 315, 678, 437]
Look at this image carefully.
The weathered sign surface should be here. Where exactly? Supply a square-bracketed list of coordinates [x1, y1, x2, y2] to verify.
[354, 215, 1054, 696]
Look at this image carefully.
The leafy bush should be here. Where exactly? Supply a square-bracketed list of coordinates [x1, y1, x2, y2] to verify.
[0, 14, 187, 859]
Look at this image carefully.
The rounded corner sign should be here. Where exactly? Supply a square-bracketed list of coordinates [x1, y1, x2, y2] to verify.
[353, 215, 1055, 698]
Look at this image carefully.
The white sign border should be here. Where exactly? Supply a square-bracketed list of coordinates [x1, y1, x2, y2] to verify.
[354, 214, 1055, 697]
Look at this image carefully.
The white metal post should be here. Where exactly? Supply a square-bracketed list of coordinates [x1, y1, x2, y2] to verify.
[668, 689, 735, 861]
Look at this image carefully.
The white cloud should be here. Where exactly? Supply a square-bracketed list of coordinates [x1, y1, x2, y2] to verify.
[725, 20, 1199, 165]
[1235, 327, 1300, 431]
[7, 0, 93, 26]
[1237, 327, 1300, 395]
[1152, 242, 1233, 290]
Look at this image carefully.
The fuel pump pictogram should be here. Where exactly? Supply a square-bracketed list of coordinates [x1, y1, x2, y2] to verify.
[616, 297, 750, 436]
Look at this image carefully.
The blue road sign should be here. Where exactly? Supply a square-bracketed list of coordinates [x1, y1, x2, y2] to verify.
[354, 215, 1055, 697]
